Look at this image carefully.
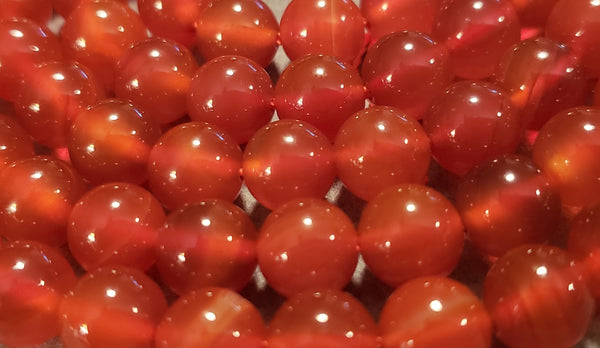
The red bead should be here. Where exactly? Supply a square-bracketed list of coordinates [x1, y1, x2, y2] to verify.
[268, 289, 379, 348]
[334, 106, 431, 201]
[0, 114, 35, 171]
[432, 0, 520, 79]
[0, 156, 87, 246]
[155, 200, 258, 295]
[155, 287, 267, 348]
[187, 55, 274, 144]
[242, 119, 336, 210]
[68, 98, 162, 185]
[379, 276, 492, 348]
[361, 31, 453, 120]
[115, 38, 199, 125]
[275, 54, 366, 141]
[196, 0, 279, 67]
[59, 266, 168, 348]
[257, 198, 358, 297]
[423, 80, 521, 176]
[279, 0, 366, 66]
[68, 183, 166, 271]
[568, 205, 600, 300]
[358, 184, 464, 287]
[148, 121, 243, 211]
[0, 240, 76, 347]
[52, 0, 130, 18]
[0, 0, 53, 24]
[507, 0, 558, 30]
[483, 244, 594, 348]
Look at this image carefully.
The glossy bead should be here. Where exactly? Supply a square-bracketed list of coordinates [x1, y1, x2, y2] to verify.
[52, 0, 130, 18]
[483, 245, 594, 348]
[0, 0, 53, 24]
[68, 98, 162, 186]
[361, 31, 453, 120]
[334, 106, 431, 201]
[257, 198, 358, 297]
[0, 156, 87, 246]
[268, 289, 379, 348]
[115, 38, 199, 124]
[147, 121, 243, 211]
[195, 0, 279, 67]
[14, 61, 105, 149]
[279, 0, 366, 66]
[432, 0, 520, 79]
[242, 119, 336, 210]
[507, 0, 558, 30]
[532, 107, 600, 215]
[155, 200, 258, 295]
[358, 184, 464, 287]
[0, 114, 35, 171]
[60, 0, 148, 92]
[187, 55, 274, 144]
[59, 266, 168, 348]
[423, 80, 521, 176]
[275, 54, 366, 141]
[379, 276, 492, 348]
[568, 205, 600, 300]
[155, 288, 267, 348]
[0, 240, 77, 347]
[456, 155, 561, 258]
[68, 183, 166, 272]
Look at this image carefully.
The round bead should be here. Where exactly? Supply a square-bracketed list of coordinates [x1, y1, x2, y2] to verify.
[0, 114, 35, 171]
[568, 204, 600, 300]
[0, 0, 53, 24]
[52, 0, 130, 18]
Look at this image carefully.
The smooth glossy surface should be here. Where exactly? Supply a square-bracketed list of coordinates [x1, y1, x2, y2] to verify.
[279, 0, 366, 66]
[456, 155, 561, 257]
[155, 287, 266, 348]
[275, 55, 366, 141]
[568, 205, 600, 300]
[68, 98, 162, 185]
[0, 0, 53, 24]
[432, 0, 520, 79]
[188, 55, 274, 144]
[59, 266, 168, 348]
[242, 119, 336, 210]
[195, 0, 279, 67]
[379, 276, 492, 348]
[334, 106, 431, 201]
[147, 121, 243, 211]
[423, 80, 521, 176]
[483, 245, 594, 348]
[268, 289, 379, 348]
[507, 0, 558, 30]
[0, 114, 35, 171]
[257, 198, 358, 297]
[0, 156, 88, 246]
[361, 31, 452, 120]
[0, 241, 76, 347]
[155, 200, 258, 295]
[358, 184, 464, 287]
[52, 0, 130, 18]
[68, 183, 166, 271]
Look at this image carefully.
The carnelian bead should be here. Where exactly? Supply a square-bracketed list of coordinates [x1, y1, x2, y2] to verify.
[147, 121, 243, 211]
[432, 0, 520, 80]
[52, 0, 130, 18]
[155, 200, 258, 295]
[60, 0, 148, 92]
[0, 114, 35, 171]
[568, 205, 600, 301]
[361, 31, 453, 120]
[279, 0, 366, 66]
[532, 107, 600, 215]
[59, 266, 168, 348]
[379, 276, 492, 348]
[0, 156, 87, 246]
[155, 287, 267, 348]
[0, 240, 77, 347]
[115, 38, 199, 125]
[507, 0, 557, 31]
[68, 98, 162, 186]
[187, 55, 274, 144]
[423, 80, 521, 176]
[358, 184, 464, 287]
[334, 106, 431, 201]
[195, 0, 279, 67]
[68, 183, 166, 272]
[242, 119, 336, 210]
[483, 245, 594, 348]
[14, 61, 105, 149]
[456, 155, 561, 258]
[0, 0, 53, 24]
[257, 198, 358, 297]
[275, 54, 366, 141]
[268, 289, 379, 348]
